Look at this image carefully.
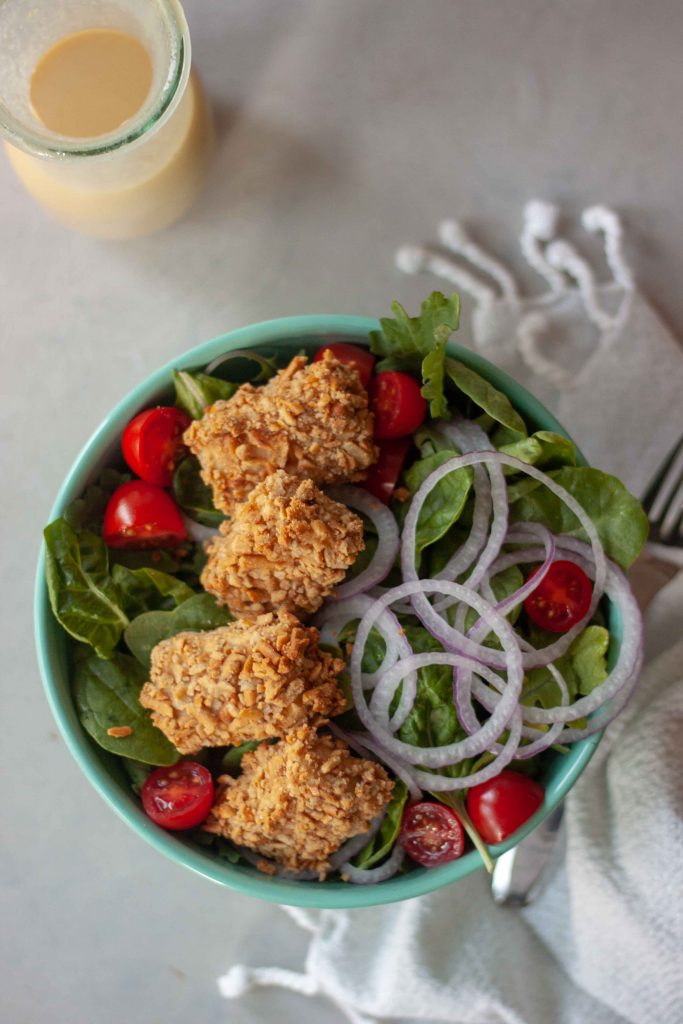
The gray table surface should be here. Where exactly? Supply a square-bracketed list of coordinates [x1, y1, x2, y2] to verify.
[2, 2, 682, 1022]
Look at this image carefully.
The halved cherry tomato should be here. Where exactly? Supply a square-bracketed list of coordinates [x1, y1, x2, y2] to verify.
[364, 438, 412, 504]
[141, 761, 214, 831]
[313, 342, 375, 389]
[369, 371, 427, 440]
[466, 771, 544, 845]
[122, 407, 191, 487]
[523, 559, 592, 633]
[399, 801, 465, 867]
[103, 481, 187, 549]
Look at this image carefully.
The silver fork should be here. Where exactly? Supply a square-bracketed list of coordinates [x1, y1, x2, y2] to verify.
[491, 436, 683, 907]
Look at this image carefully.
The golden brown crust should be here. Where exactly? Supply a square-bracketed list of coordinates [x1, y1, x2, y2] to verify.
[203, 725, 394, 877]
[183, 352, 378, 515]
[201, 471, 365, 618]
[139, 613, 346, 754]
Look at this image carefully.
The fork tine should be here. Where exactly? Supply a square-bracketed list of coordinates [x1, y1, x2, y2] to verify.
[647, 439, 683, 525]
[659, 477, 683, 540]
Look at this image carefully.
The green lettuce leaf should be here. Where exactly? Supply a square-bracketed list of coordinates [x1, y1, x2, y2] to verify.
[522, 625, 611, 710]
[173, 370, 237, 420]
[444, 358, 527, 435]
[172, 457, 225, 527]
[353, 782, 409, 869]
[73, 651, 179, 765]
[369, 292, 461, 417]
[44, 519, 129, 659]
[509, 466, 649, 569]
[497, 430, 577, 471]
[124, 593, 232, 671]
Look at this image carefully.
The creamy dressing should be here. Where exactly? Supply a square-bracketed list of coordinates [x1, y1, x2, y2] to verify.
[30, 29, 153, 138]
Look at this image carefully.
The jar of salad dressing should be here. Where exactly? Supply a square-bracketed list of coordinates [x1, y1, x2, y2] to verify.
[0, 0, 213, 238]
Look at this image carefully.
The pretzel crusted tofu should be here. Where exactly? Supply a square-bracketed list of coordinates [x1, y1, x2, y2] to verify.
[183, 352, 378, 514]
[201, 471, 365, 618]
[139, 613, 346, 754]
[203, 725, 394, 877]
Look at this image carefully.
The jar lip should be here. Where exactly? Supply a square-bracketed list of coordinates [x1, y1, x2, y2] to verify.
[0, 0, 191, 159]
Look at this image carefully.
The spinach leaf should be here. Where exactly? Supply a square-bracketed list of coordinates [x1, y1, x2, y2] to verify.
[369, 292, 461, 417]
[73, 651, 179, 765]
[64, 468, 130, 533]
[353, 782, 408, 869]
[403, 453, 473, 554]
[444, 358, 527, 435]
[124, 593, 232, 670]
[173, 457, 225, 527]
[338, 621, 387, 674]
[498, 430, 577, 471]
[44, 518, 129, 659]
[173, 370, 237, 420]
[111, 565, 195, 617]
[509, 466, 649, 569]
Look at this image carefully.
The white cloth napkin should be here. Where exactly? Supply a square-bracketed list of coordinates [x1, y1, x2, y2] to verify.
[217, 204, 683, 1024]
[396, 201, 683, 498]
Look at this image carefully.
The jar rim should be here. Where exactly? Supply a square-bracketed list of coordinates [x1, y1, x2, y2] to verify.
[0, 0, 191, 159]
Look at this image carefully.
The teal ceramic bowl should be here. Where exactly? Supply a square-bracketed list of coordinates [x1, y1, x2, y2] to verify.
[35, 315, 609, 909]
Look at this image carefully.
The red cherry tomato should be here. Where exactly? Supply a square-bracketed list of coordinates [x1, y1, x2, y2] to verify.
[364, 438, 412, 504]
[122, 407, 191, 487]
[103, 481, 187, 549]
[141, 761, 214, 831]
[466, 771, 544, 845]
[313, 343, 376, 389]
[523, 559, 592, 633]
[399, 801, 465, 867]
[368, 371, 427, 440]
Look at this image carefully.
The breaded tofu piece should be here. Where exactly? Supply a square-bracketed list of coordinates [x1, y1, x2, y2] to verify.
[203, 725, 394, 877]
[201, 470, 365, 618]
[183, 352, 378, 514]
[139, 612, 345, 754]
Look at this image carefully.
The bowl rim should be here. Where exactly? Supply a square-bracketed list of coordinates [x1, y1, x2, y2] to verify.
[34, 313, 605, 909]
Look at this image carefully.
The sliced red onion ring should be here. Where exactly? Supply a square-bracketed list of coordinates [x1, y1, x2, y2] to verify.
[349, 580, 523, 767]
[401, 452, 607, 670]
[411, 708, 524, 790]
[327, 486, 400, 599]
[436, 420, 508, 592]
[204, 348, 277, 381]
[316, 594, 412, 690]
[340, 841, 405, 884]
[181, 514, 221, 544]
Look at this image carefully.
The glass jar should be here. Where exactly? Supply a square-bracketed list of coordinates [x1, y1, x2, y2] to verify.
[0, 0, 214, 238]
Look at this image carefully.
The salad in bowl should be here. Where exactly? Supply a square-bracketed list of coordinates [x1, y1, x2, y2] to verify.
[36, 293, 648, 907]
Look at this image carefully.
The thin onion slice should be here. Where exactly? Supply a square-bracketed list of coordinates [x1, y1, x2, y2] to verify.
[327, 486, 400, 599]
[340, 841, 405, 884]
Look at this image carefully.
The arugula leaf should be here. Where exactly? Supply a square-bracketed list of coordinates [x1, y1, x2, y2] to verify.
[124, 593, 232, 671]
[444, 358, 527, 435]
[369, 293, 461, 417]
[509, 466, 649, 569]
[173, 370, 237, 420]
[403, 453, 473, 554]
[173, 457, 225, 527]
[44, 518, 129, 659]
[73, 651, 179, 765]
[353, 782, 408, 869]
[111, 565, 195, 618]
